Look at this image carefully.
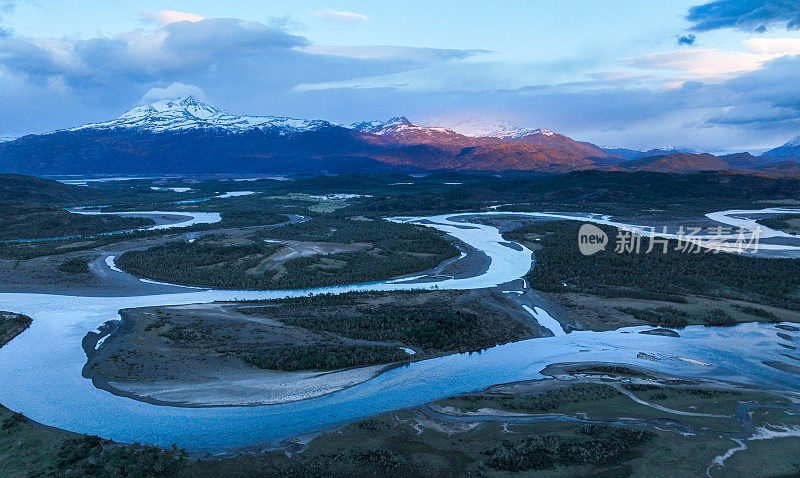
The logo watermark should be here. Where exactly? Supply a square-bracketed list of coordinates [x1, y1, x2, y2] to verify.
[578, 223, 608, 256]
[578, 224, 762, 255]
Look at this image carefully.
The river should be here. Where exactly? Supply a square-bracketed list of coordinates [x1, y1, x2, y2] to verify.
[0, 209, 798, 451]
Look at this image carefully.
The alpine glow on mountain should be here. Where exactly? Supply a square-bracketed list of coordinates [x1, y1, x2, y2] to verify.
[68, 97, 336, 135]
[0, 96, 798, 176]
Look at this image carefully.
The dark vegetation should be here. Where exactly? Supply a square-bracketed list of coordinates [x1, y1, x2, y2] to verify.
[53, 435, 186, 477]
[57, 257, 90, 274]
[115, 219, 459, 289]
[732, 304, 779, 321]
[0, 403, 187, 478]
[91, 290, 534, 377]
[118, 241, 283, 289]
[482, 425, 655, 472]
[241, 290, 534, 354]
[0, 312, 32, 347]
[242, 345, 409, 371]
[0, 202, 152, 240]
[757, 214, 800, 235]
[313, 170, 800, 217]
[618, 306, 738, 328]
[508, 220, 800, 311]
[3, 169, 800, 258]
[450, 384, 622, 413]
[0, 174, 92, 204]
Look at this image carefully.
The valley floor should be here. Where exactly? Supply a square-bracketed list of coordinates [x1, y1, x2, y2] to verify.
[4, 364, 800, 477]
[83, 289, 541, 407]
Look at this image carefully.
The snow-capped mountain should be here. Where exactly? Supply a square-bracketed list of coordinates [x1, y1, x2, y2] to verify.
[347, 117, 412, 134]
[68, 97, 335, 135]
[348, 116, 454, 136]
[59, 97, 556, 144]
[0, 96, 627, 175]
[763, 134, 800, 159]
[448, 119, 553, 139]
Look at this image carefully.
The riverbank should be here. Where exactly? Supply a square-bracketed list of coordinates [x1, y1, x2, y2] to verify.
[173, 365, 800, 477]
[5, 364, 799, 477]
[0, 312, 31, 347]
[82, 289, 540, 407]
[0, 209, 799, 451]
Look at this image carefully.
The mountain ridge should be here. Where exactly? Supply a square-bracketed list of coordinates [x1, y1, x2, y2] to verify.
[1, 97, 798, 175]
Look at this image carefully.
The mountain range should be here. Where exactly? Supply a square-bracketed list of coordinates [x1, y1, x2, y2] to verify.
[0, 97, 798, 176]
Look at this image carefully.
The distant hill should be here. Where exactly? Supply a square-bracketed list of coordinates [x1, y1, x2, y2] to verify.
[1, 97, 797, 176]
[752, 160, 800, 178]
[615, 153, 729, 173]
[0, 174, 91, 204]
[600, 147, 699, 162]
[763, 135, 800, 161]
[453, 143, 598, 172]
[0, 97, 614, 175]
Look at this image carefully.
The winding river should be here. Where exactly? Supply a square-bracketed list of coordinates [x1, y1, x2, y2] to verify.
[0, 209, 799, 451]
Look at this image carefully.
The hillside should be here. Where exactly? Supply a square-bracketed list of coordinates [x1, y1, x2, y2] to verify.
[0, 97, 613, 174]
[2, 97, 797, 175]
[763, 135, 800, 160]
[454, 143, 598, 172]
[615, 153, 730, 173]
[0, 174, 91, 204]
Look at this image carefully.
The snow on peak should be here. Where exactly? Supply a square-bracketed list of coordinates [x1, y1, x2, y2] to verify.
[68, 97, 334, 134]
[448, 119, 554, 139]
[784, 135, 800, 147]
[347, 116, 418, 135]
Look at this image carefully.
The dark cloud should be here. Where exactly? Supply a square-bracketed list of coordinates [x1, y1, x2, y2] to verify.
[677, 34, 696, 46]
[686, 0, 800, 32]
[0, 17, 485, 135]
[0, 18, 484, 93]
[0, 9, 796, 150]
[723, 55, 800, 113]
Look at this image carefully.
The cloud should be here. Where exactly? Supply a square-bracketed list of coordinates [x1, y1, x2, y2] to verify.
[585, 71, 654, 82]
[0, 9, 797, 152]
[299, 45, 488, 61]
[0, 0, 15, 14]
[0, 16, 485, 135]
[687, 0, 800, 32]
[312, 9, 368, 24]
[678, 34, 696, 46]
[0, 0, 16, 35]
[0, 18, 311, 86]
[142, 10, 205, 27]
[139, 83, 205, 103]
[624, 37, 800, 83]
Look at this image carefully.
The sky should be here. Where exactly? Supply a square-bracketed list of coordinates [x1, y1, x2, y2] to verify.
[0, 0, 799, 152]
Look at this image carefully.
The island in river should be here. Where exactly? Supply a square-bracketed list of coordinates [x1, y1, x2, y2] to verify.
[82, 289, 541, 407]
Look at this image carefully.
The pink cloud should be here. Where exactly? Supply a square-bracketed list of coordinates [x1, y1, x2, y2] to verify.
[142, 10, 205, 27]
[311, 9, 368, 24]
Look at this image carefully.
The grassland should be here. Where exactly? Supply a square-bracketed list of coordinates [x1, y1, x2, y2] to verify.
[87, 289, 536, 387]
[240, 289, 537, 355]
[115, 217, 459, 289]
[0, 202, 153, 241]
[505, 220, 800, 331]
[0, 405, 186, 478]
[175, 377, 800, 478]
[4, 354, 800, 477]
[758, 213, 800, 235]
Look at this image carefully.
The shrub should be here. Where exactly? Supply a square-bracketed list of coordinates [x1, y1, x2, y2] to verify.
[57, 258, 89, 274]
